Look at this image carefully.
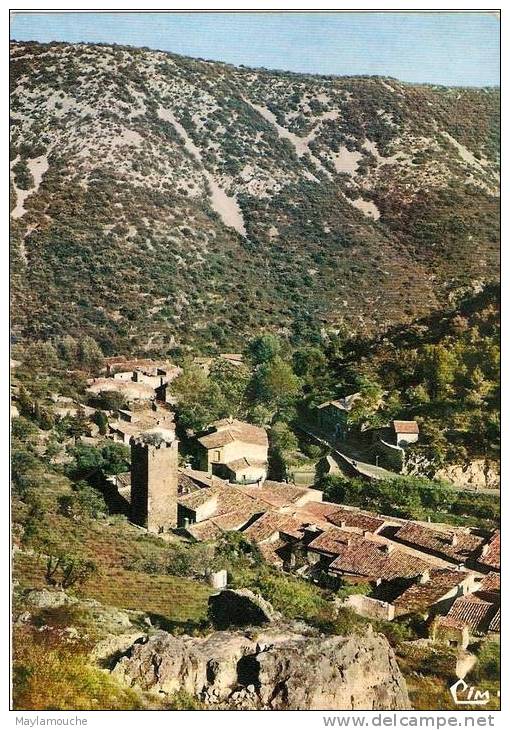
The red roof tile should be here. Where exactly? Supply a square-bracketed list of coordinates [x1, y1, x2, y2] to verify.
[392, 420, 419, 434]
[447, 596, 496, 632]
[477, 531, 500, 571]
[393, 522, 484, 563]
[393, 569, 470, 614]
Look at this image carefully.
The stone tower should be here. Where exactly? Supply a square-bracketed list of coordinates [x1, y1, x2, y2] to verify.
[130, 433, 179, 533]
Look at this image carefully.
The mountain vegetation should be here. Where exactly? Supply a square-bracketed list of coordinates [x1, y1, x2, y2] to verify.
[10, 40, 499, 354]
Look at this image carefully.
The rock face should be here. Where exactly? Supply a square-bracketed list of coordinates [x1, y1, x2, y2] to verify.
[112, 624, 410, 710]
[208, 588, 278, 629]
[435, 460, 500, 491]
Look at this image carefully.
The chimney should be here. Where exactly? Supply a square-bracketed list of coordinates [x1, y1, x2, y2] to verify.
[481, 543, 490, 556]
[419, 570, 430, 584]
[382, 543, 394, 555]
[450, 534, 458, 547]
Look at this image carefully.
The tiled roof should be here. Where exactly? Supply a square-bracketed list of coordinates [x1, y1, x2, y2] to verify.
[435, 615, 468, 631]
[178, 468, 226, 491]
[392, 420, 419, 434]
[225, 457, 267, 472]
[326, 507, 386, 534]
[177, 482, 267, 518]
[294, 501, 344, 521]
[328, 539, 433, 581]
[489, 608, 500, 632]
[478, 572, 500, 594]
[447, 596, 496, 633]
[393, 522, 484, 563]
[393, 569, 468, 614]
[186, 520, 224, 542]
[211, 509, 259, 531]
[212, 419, 268, 446]
[242, 512, 303, 544]
[258, 539, 288, 568]
[307, 526, 358, 556]
[238, 481, 313, 509]
[198, 430, 236, 449]
[477, 531, 500, 571]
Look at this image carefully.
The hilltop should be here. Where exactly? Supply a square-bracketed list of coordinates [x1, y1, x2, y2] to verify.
[10, 40, 499, 354]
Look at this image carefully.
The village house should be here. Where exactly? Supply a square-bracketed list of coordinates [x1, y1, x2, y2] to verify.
[391, 420, 419, 447]
[304, 527, 435, 586]
[196, 418, 269, 484]
[392, 568, 476, 619]
[108, 403, 175, 444]
[430, 615, 470, 650]
[109, 430, 499, 629]
[315, 393, 361, 439]
[474, 530, 500, 573]
[391, 521, 487, 567]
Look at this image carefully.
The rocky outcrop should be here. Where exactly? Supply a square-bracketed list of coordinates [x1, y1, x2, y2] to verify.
[435, 460, 500, 491]
[112, 624, 410, 710]
[208, 589, 278, 629]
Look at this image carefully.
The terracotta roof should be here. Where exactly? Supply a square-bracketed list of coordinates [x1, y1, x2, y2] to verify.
[258, 539, 287, 568]
[393, 569, 469, 614]
[447, 596, 496, 633]
[242, 512, 303, 544]
[392, 420, 419, 434]
[116, 472, 131, 489]
[477, 531, 500, 571]
[225, 457, 267, 472]
[178, 468, 227, 491]
[238, 481, 314, 509]
[478, 572, 500, 594]
[488, 608, 500, 632]
[186, 520, 224, 542]
[197, 419, 268, 450]
[295, 501, 345, 521]
[177, 482, 267, 519]
[435, 615, 468, 631]
[211, 509, 259, 531]
[328, 539, 433, 582]
[326, 507, 386, 534]
[393, 522, 484, 563]
[307, 526, 357, 556]
[198, 430, 236, 449]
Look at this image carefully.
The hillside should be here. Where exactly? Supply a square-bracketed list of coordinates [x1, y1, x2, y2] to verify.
[10, 40, 500, 354]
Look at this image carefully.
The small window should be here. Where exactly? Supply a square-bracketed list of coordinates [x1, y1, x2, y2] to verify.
[215, 450, 221, 461]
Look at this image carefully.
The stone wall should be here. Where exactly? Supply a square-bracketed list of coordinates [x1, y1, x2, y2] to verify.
[130, 436, 179, 532]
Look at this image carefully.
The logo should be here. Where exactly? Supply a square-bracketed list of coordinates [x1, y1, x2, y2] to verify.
[450, 679, 491, 706]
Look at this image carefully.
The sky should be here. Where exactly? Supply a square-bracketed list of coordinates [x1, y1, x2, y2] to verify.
[10, 11, 500, 87]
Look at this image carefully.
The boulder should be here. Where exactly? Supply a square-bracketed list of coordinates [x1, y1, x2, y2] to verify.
[208, 588, 277, 629]
[112, 623, 410, 710]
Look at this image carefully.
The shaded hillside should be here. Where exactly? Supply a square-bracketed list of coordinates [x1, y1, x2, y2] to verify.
[10, 41, 499, 353]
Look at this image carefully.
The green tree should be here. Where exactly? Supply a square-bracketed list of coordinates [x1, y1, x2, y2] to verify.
[252, 356, 301, 414]
[78, 337, 104, 371]
[209, 359, 251, 418]
[92, 410, 108, 435]
[247, 334, 281, 365]
[171, 364, 227, 432]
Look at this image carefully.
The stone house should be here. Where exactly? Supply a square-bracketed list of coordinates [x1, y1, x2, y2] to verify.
[430, 616, 470, 650]
[315, 393, 360, 439]
[391, 420, 419, 447]
[392, 568, 477, 619]
[197, 418, 269, 484]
